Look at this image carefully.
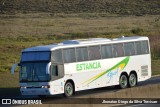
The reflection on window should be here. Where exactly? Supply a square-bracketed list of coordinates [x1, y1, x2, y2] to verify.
[124, 42, 135, 56]
[135, 41, 149, 55]
[101, 45, 112, 58]
[141, 41, 149, 54]
[76, 47, 88, 62]
[21, 51, 50, 62]
[88, 46, 101, 60]
[52, 50, 62, 64]
[52, 65, 58, 76]
[63, 48, 76, 63]
[21, 66, 28, 80]
[112, 43, 124, 57]
[51, 64, 64, 80]
[33, 63, 48, 81]
[135, 42, 142, 55]
[20, 62, 50, 82]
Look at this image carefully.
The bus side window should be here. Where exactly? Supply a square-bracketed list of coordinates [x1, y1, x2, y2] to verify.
[76, 47, 88, 62]
[124, 42, 135, 56]
[101, 45, 112, 59]
[112, 43, 124, 57]
[51, 49, 62, 64]
[63, 48, 76, 63]
[88, 46, 101, 60]
[52, 65, 58, 76]
[141, 41, 149, 54]
[135, 42, 142, 55]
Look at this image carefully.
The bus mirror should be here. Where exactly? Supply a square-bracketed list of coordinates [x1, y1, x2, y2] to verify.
[11, 63, 18, 75]
[46, 62, 51, 74]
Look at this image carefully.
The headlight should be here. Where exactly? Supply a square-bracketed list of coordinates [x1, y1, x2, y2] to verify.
[41, 85, 50, 88]
[20, 86, 26, 88]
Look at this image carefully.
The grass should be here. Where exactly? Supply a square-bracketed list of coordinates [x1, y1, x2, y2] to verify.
[152, 60, 160, 75]
[0, 72, 19, 87]
[0, 13, 159, 88]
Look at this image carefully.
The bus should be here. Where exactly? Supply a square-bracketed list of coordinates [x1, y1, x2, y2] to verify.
[11, 36, 151, 97]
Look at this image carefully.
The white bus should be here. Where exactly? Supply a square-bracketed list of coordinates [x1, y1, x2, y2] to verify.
[11, 36, 151, 97]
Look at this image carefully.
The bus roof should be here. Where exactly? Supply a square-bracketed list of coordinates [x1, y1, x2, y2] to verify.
[22, 36, 149, 52]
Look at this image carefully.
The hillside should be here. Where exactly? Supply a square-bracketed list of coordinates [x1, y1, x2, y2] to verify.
[0, 0, 160, 15]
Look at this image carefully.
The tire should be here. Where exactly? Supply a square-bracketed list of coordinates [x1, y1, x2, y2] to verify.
[119, 74, 128, 89]
[128, 73, 137, 87]
[64, 82, 74, 97]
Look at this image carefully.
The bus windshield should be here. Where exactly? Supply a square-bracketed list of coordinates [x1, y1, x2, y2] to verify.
[20, 62, 50, 82]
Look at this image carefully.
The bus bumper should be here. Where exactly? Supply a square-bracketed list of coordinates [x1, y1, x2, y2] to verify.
[20, 88, 51, 95]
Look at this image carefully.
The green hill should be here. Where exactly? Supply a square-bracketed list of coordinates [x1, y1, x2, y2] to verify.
[0, 0, 160, 15]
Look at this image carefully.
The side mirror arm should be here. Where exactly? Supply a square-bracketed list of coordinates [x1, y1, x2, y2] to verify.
[11, 63, 18, 75]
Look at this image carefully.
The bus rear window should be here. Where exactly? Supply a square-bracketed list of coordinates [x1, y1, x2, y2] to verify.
[21, 51, 51, 62]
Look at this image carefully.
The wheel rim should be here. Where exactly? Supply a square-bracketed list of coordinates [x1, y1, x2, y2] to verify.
[120, 75, 128, 88]
[129, 74, 136, 86]
[65, 83, 73, 96]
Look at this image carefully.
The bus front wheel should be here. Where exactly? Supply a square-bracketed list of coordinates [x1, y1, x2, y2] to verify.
[119, 74, 128, 89]
[64, 82, 74, 97]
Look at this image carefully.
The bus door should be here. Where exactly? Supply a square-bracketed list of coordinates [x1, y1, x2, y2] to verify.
[51, 49, 64, 80]
[51, 64, 64, 80]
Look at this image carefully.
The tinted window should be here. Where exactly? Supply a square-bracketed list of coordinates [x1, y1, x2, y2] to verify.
[52, 50, 62, 64]
[21, 51, 50, 62]
[101, 45, 112, 59]
[124, 42, 135, 56]
[20, 62, 50, 82]
[51, 65, 58, 76]
[112, 43, 124, 57]
[63, 48, 76, 63]
[76, 47, 88, 62]
[135, 42, 142, 55]
[88, 46, 101, 60]
[51, 65, 64, 80]
[141, 41, 149, 54]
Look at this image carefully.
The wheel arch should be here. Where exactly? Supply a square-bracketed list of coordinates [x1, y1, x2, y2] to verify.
[120, 71, 129, 79]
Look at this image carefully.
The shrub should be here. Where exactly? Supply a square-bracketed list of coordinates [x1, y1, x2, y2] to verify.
[131, 28, 144, 34]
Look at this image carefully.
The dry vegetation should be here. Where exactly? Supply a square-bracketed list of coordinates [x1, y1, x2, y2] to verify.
[0, 14, 160, 68]
[0, 13, 160, 38]
[0, 13, 159, 87]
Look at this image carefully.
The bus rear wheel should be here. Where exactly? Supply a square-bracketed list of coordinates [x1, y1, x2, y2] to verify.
[119, 74, 128, 89]
[129, 73, 137, 87]
[64, 82, 74, 97]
